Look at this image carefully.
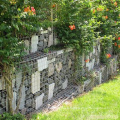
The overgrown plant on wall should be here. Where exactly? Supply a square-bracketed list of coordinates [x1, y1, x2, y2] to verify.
[53, 0, 120, 84]
[0, 0, 52, 114]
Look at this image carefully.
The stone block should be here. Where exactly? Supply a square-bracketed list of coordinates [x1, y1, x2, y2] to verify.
[48, 58, 55, 64]
[37, 57, 48, 71]
[86, 62, 92, 71]
[48, 63, 54, 77]
[19, 85, 25, 109]
[48, 33, 53, 47]
[24, 40, 29, 54]
[35, 93, 44, 110]
[98, 44, 100, 52]
[41, 30, 48, 34]
[39, 34, 44, 40]
[62, 79, 68, 89]
[56, 62, 62, 73]
[38, 41, 44, 47]
[91, 58, 95, 69]
[57, 50, 63, 55]
[16, 72, 22, 91]
[93, 47, 95, 54]
[48, 27, 52, 31]
[31, 35, 38, 53]
[68, 59, 72, 69]
[48, 83, 55, 100]
[12, 92, 16, 110]
[31, 71, 40, 94]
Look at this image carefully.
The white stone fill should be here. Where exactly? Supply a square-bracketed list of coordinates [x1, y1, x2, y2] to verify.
[31, 35, 38, 53]
[19, 85, 25, 109]
[37, 57, 48, 71]
[31, 71, 40, 94]
[48, 63, 54, 77]
[16, 72, 22, 91]
[35, 93, 44, 110]
[91, 58, 95, 69]
[12, 92, 16, 110]
[48, 33, 53, 47]
[48, 83, 55, 100]
[57, 50, 63, 55]
[56, 62, 62, 73]
[24, 40, 29, 54]
[62, 79, 68, 89]
[93, 47, 96, 54]
[48, 58, 55, 64]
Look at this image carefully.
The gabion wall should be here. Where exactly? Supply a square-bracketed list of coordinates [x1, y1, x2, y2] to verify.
[0, 30, 118, 114]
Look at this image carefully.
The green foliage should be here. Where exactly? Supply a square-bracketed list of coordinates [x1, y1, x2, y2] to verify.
[54, 0, 120, 58]
[0, 0, 52, 66]
[100, 35, 113, 64]
[54, 0, 95, 55]
[0, 113, 25, 120]
[0, 0, 52, 114]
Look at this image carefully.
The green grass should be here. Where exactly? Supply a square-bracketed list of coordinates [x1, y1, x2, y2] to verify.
[31, 75, 120, 120]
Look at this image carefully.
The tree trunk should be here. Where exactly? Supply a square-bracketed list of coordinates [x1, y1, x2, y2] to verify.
[3, 64, 14, 115]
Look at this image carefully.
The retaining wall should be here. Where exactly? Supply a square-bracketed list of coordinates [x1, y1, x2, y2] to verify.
[0, 30, 118, 114]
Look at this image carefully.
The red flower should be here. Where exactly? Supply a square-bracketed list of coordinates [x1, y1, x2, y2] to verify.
[93, 9, 95, 14]
[52, 4, 56, 8]
[73, 24, 75, 29]
[114, 2, 117, 6]
[100, 8, 103, 11]
[118, 37, 120, 40]
[105, 16, 108, 19]
[69, 25, 75, 30]
[85, 59, 89, 63]
[31, 7, 36, 14]
[114, 42, 117, 46]
[106, 54, 111, 58]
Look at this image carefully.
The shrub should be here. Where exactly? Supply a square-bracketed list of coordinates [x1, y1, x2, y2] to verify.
[0, 113, 25, 120]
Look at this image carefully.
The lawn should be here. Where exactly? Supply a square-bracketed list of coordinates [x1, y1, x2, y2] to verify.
[31, 75, 120, 120]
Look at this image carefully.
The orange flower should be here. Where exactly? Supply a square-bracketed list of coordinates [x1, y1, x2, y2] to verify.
[97, 8, 102, 11]
[97, 8, 100, 11]
[24, 7, 31, 12]
[106, 54, 111, 58]
[118, 45, 120, 48]
[24, 6, 36, 15]
[118, 37, 120, 40]
[69, 25, 75, 30]
[52, 4, 56, 8]
[105, 16, 108, 19]
[93, 9, 95, 14]
[85, 59, 89, 63]
[114, 2, 117, 6]
[106, 9, 109, 11]
[114, 42, 117, 46]
[73, 24, 75, 29]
